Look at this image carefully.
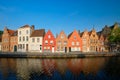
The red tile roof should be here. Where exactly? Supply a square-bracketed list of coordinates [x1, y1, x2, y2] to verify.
[7, 29, 15, 36]
[30, 29, 45, 37]
[20, 24, 30, 28]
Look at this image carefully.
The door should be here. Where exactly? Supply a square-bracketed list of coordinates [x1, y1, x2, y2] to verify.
[69, 47, 71, 52]
[65, 47, 67, 53]
[14, 45, 17, 52]
[40, 45, 42, 52]
[26, 44, 28, 51]
[52, 47, 54, 53]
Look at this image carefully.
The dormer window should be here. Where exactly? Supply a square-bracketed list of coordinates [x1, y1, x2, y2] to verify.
[61, 35, 64, 39]
[93, 34, 95, 37]
[32, 38, 35, 42]
[19, 31, 21, 35]
[74, 36, 76, 39]
[26, 30, 28, 34]
[50, 40, 53, 44]
[45, 40, 48, 44]
[48, 35, 51, 38]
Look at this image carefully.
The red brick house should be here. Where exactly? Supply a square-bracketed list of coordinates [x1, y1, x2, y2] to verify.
[68, 30, 82, 52]
[43, 30, 56, 53]
[2, 27, 18, 52]
[97, 34, 105, 52]
[56, 31, 68, 53]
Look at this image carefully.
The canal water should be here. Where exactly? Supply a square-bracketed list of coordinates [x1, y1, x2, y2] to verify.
[0, 57, 120, 80]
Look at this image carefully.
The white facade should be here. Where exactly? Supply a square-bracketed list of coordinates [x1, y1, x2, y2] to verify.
[18, 25, 34, 52]
[29, 37, 43, 52]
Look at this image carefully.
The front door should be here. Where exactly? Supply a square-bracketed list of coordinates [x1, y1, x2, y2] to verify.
[26, 44, 28, 51]
[40, 45, 42, 52]
[14, 45, 17, 52]
[69, 47, 71, 52]
[52, 47, 54, 53]
[65, 47, 67, 53]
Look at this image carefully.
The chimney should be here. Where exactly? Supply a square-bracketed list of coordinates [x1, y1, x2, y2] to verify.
[31, 25, 35, 33]
[78, 30, 80, 34]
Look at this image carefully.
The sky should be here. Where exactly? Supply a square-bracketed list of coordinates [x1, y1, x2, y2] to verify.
[0, 0, 120, 35]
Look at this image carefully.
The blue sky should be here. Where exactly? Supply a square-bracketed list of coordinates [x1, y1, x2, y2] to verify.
[0, 0, 120, 35]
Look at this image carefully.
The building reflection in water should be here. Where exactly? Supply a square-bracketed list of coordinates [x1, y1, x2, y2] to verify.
[0, 57, 120, 80]
[0, 58, 17, 80]
[16, 59, 43, 80]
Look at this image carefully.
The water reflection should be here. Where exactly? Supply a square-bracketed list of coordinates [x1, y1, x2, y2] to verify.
[0, 57, 120, 80]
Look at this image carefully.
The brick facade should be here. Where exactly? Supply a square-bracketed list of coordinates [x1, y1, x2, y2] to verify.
[43, 30, 56, 52]
[56, 31, 68, 53]
[2, 27, 18, 52]
[68, 30, 82, 52]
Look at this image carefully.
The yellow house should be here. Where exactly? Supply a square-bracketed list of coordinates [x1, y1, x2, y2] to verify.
[89, 28, 99, 52]
[81, 30, 90, 52]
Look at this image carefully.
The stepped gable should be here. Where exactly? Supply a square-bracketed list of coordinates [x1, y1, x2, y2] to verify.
[101, 25, 111, 37]
[97, 31, 102, 38]
[7, 29, 15, 36]
[30, 29, 45, 37]
[88, 31, 92, 36]
[11, 30, 18, 36]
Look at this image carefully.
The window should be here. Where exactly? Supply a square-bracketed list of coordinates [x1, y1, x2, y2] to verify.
[23, 44, 25, 49]
[50, 40, 53, 44]
[45, 40, 48, 44]
[48, 35, 51, 38]
[76, 42, 79, 46]
[48, 47, 50, 49]
[19, 37, 21, 42]
[23, 36, 25, 41]
[40, 45, 42, 50]
[26, 30, 28, 34]
[72, 42, 74, 46]
[61, 35, 64, 39]
[74, 36, 76, 39]
[93, 34, 95, 37]
[26, 36, 28, 41]
[58, 41, 61, 45]
[37, 38, 39, 42]
[19, 31, 21, 35]
[32, 38, 35, 42]
[57, 47, 60, 51]
[44, 47, 46, 49]
[20, 44, 22, 49]
[4, 39, 8, 42]
[61, 47, 64, 51]
[64, 41, 67, 45]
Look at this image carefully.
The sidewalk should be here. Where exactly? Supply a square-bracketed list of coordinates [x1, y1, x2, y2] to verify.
[0, 52, 120, 58]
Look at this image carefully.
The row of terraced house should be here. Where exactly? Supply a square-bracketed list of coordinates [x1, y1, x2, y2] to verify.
[1, 23, 119, 53]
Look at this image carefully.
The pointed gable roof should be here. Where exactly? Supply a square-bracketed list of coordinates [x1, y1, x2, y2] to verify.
[44, 30, 55, 38]
[68, 32, 73, 39]
[68, 30, 80, 39]
[89, 28, 96, 36]
[81, 29, 89, 37]
[30, 29, 45, 37]
[56, 30, 67, 39]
